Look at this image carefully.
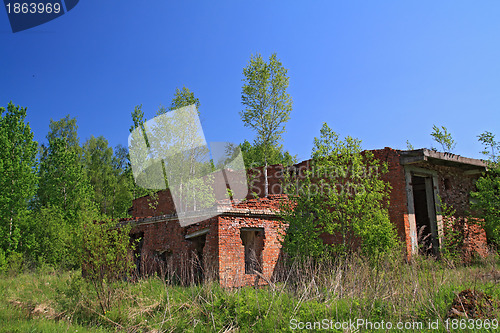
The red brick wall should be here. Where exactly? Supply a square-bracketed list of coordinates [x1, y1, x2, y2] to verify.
[126, 148, 488, 287]
[462, 218, 488, 259]
[130, 189, 176, 218]
[218, 213, 285, 288]
[369, 149, 488, 259]
[410, 162, 488, 258]
[411, 162, 478, 216]
[246, 165, 286, 198]
[371, 148, 411, 255]
[442, 216, 489, 260]
[129, 195, 287, 286]
[129, 216, 219, 283]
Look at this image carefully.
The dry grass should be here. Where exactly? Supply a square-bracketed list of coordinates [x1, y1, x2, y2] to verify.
[0, 252, 499, 332]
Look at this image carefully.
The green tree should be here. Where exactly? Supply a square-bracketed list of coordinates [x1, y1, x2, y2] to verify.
[431, 125, 456, 152]
[129, 104, 146, 135]
[240, 53, 292, 196]
[24, 206, 73, 267]
[471, 131, 500, 249]
[83, 136, 132, 218]
[129, 105, 155, 200]
[156, 88, 214, 211]
[158, 86, 200, 116]
[0, 102, 38, 254]
[471, 168, 500, 248]
[477, 131, 499, 163]
[38, 137, 94, 222]
[129, 89, 210, 211]
[36, 116, 97, 267]
[239, 139, 296, 168]
[46, 114, 79, 148]
[406, 140, 415, 150]
[82, 218, 134, 314]
[281, 123, 398, 259]
[111, 144, 135, 217]
[83, 136, 114, 215]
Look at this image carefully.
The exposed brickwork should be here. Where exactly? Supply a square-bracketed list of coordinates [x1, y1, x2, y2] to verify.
[129, 189, 176, 218]
[125, 148, 489, 287]
[411, 162, 477, 216]
[409, 162, 488, 258]
[371, 148, 411, 255]
[128, 194, 286, 286]
[218, 209, 285, 288]
[462, 219, 489, 259]
[442, 216, 489, 260]
[128, 215, 219, 283]
[246, 165, 286, 198]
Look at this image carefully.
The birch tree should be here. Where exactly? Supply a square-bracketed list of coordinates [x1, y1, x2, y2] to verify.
[240, 53, 292, 197]
[0, 102, 38, 253]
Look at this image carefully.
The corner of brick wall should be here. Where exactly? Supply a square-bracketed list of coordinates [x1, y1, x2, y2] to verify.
[371, 148, 412, 256]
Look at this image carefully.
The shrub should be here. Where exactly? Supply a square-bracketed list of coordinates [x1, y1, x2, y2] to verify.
[471, 166, 500, 249]
[82, 219, 134, 314]
[280, 123, 398, 260]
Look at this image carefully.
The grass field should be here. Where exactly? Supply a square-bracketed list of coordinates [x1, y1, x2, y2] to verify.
[1, 254, 499, 332]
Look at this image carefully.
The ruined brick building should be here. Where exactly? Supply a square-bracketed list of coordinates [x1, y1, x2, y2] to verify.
[124, 148, 489, 287]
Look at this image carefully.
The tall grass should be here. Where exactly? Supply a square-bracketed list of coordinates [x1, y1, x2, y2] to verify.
[0, 252, 498, 332]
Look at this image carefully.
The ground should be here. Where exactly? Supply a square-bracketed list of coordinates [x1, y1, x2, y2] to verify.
[0, 254, 499, 332]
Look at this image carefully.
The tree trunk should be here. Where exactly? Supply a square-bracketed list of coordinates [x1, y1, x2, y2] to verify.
[9, 216, 13, 249]
[264, 157, 269, 197]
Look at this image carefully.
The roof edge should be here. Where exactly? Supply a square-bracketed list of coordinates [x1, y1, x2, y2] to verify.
[398, 148, 488, 169]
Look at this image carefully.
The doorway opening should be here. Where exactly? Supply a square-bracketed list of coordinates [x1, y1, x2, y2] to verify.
[188, 234, 206, 283]
[130, 232, 144, 275]
[240, 228, 264, 274]
[411, 175, 439, 255]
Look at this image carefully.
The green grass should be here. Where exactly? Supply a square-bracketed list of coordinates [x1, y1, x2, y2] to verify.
[0, 255, 499, 332]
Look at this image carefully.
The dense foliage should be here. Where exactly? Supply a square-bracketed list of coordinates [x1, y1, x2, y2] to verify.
[0, 88, 208, 272]
[240, 53, 293, 196]
[0, 104, 134, 272]
[239, 139, 296, 169]
[281, 123, 399, 259]
[0, 103, 38, 260]
[82, 218, 134, 314]
[472, 168, 500, 247]
[471, 132, 500, 249]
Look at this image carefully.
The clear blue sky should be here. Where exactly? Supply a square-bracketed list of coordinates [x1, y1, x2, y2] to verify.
[2, 1, 499, 162]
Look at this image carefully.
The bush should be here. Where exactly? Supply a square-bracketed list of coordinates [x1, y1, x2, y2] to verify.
[82, 218, 134, 314]
[471, 166, 500, 249]
[0, 249, 6, 274]
[22, 206, 76, 268]
[280, 123, 398, 260]
[439, 202, 464, 263]
[5, 251, 24, 276]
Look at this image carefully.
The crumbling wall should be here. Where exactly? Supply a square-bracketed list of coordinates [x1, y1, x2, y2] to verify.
[275, 149, 412, 256]
[129, 189, 176, 218]
[411, 162, 478, 216]
[409, 162, 488, 258]
[372, 148, 411, 255]
[246, 164, 286, 198]
[442, 216, 489, 261]
[125, 148, 489, 288]
[128, 216, 219, 284]
[218, 196, 286, 288]
[218, 215, 285, 288]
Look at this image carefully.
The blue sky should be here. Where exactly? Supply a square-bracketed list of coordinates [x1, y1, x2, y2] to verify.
[2, 1, 499, 162]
